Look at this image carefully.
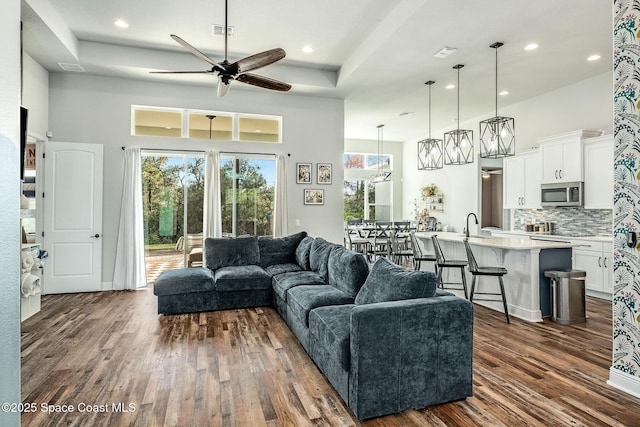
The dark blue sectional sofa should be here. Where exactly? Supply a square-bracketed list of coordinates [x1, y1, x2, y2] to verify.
[153, 231, 473, 420]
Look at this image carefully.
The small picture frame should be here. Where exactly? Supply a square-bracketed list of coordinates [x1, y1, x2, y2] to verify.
[317, 163, 332, 185]
[304, 189, 324, 205]
[297, 163, 312, 184]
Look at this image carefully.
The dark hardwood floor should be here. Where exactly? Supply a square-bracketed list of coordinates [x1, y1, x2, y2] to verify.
[20, 288, 640, 426]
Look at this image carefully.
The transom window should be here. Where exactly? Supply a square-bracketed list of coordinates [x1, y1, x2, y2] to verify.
[132, 105, 282, 143]
[344, 152, 393, 170]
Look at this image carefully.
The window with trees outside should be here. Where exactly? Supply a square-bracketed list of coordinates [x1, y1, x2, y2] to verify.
[142, 152, 275, 280]
[343, 152, 393, 221]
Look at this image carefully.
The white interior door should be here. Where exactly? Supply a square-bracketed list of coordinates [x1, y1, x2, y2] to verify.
[43, 141, 103, 294]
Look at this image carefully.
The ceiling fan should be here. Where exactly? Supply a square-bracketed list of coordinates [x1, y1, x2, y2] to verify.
[151, 0, 291, 97]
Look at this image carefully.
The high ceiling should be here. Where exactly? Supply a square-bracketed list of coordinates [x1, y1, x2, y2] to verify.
[21, 0, 612, 142]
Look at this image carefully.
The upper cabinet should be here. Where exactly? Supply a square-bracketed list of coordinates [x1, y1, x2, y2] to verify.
[538, 130, 601, 184]
[504, 150, 541, 209]
[583, 134, 614, 209]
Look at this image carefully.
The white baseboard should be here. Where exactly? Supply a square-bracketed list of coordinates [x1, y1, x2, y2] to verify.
[608, 367, 640, 399]
[101, 281, 113, 291]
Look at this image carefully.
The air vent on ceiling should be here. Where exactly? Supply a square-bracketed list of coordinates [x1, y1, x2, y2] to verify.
[57, 63, 85, 72]
[433, 47, 457, 59]
[212, 24, 234, 36]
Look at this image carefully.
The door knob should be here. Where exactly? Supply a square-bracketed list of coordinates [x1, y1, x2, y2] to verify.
[90, 233, 101, 238]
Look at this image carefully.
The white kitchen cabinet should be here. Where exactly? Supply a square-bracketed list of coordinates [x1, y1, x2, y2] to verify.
[583, 134, 614, 209]
[503, 150, 540, 209]
[572, 240, 613, 298]
[538, 130, 601, 184]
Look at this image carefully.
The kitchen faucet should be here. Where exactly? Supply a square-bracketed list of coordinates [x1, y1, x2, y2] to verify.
[465, 213, 478, 238]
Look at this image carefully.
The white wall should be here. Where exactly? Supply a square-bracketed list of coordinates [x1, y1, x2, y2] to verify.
[344, 138, 404, 220]
[0, 0, 22, 424]
[48, 73, 345, 285]
[403, 71, 613, 232]
[22, 53, 49, 139]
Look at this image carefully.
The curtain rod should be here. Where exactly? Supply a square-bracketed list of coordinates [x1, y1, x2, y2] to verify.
[121, 146, 290, 157]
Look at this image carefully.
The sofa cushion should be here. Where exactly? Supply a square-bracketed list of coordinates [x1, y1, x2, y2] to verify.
[214, 265, 271, 291]
[328, 246, 369, 298]
[272, 271, 327, 302]
[287, 285, 354, 327]
[310, 238, 338, 280]
[309, 304, 354, 371]
[258, 232, 307, 267]
[153, 267, 214, 296]
[295, 236, 314, 270]
[205, 235, 260, 270]
[354, 257, 437, 305]
[264, 263, 303, 277]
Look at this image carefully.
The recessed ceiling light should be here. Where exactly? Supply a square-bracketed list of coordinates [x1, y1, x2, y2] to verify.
[302, 46, 313, 54]
[399, 112, 414, 117]
[499, 90, 509, 96]
[114, 19, 129, 28]
[525, 43, 538, 51]
[445, 84, 455, 89]
[255, 129, 262, 133]
[587, 54, 601, 61]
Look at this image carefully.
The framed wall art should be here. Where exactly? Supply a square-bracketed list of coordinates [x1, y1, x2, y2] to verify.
[304, 189, 324, 205]
[296, 162, 312, 184]
[317, 163, 332, 184]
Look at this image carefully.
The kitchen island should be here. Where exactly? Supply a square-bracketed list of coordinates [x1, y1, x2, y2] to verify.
[415, 232, 581, 322]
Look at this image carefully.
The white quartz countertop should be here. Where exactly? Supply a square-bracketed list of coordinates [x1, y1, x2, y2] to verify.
[490, 230, 613, 243]
[414, 231, 581, 250]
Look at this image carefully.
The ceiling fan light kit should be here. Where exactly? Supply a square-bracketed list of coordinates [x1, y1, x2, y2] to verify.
[479, 42, 516, 158]
[418, 80, 443, 170]
[444, 64, 474, 165]
[150, 0, 291, 97]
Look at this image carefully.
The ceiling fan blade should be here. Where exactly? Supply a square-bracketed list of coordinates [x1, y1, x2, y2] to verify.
[236, 73, 291, 92]
[150, 70, 214, 74]
[234, 48, 286, 74]
[170, 34, 225, 72]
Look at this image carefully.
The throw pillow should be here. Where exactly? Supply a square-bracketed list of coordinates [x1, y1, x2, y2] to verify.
[258, 231, 307, 267]
[295, 236, 314, 270]
[354, 257, 436, 305]
[309, 237, 338, 280]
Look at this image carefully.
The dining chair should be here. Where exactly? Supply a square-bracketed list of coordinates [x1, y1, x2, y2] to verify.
[389, 230, 413, 266]
[366, 221, 391, 261]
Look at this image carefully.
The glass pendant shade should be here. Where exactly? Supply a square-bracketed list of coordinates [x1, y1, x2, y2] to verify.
[418, 138, 443, 170]
[479, 115, 515, 158]
[418, 80, 443, 170]
[480, 42, 515, 158]
[444, 64, 474, 165]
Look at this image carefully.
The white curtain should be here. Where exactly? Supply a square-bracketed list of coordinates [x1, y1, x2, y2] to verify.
[273, 154, 288, 237]
[204, 150, 222, 240]
[113, 148, 147, 290]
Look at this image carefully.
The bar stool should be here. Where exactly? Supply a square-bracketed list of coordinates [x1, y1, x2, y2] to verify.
[409, 231, 437, 272]
[463, 238, 510, 324]
[431, 235, 468, 299]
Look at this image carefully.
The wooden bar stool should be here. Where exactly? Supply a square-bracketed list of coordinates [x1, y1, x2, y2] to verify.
[431, 235, 468, 299]
[463, 238, 510, 324]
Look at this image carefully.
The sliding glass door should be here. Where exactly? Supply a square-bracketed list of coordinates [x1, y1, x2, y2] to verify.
[220, 155, 275, 237]
[142, 153, 204, 282]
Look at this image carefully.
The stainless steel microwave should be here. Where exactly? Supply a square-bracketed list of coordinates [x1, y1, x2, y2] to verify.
[541, 182, 583, 207]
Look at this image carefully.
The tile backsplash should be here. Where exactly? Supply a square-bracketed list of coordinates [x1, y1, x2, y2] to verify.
[513, 208, 612, 236]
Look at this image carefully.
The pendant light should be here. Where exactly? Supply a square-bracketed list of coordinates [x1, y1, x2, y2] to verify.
[479, 42, 515, 158]
[371, 124, 391, 183]
[417, 81, 443, 170]
[444, 64, 474, 165]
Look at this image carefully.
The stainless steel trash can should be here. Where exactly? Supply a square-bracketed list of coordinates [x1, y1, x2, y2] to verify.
[544, 269, 586, 325]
